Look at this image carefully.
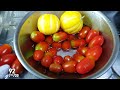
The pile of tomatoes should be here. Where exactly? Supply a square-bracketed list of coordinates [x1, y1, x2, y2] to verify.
[30, 26, 104, 74]
[0, 44, 24, 74]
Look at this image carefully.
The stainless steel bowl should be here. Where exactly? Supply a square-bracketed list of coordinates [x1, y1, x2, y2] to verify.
[13, 11, 120, 79]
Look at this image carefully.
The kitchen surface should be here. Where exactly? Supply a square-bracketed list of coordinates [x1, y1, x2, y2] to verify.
[0, 11, 120, 79]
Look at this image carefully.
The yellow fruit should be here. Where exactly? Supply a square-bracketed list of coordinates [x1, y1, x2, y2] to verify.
[37, 14, 60, 35]
[60, 11, 83, 34]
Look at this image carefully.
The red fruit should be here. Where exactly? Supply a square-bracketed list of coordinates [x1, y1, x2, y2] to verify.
[45, 35, 53, 45]
[53, 55, 64, 64]
[62, 41, 71, 51]
[52, 42, 62, 50]
[67, 34, 77, 40]
[45, 48, 57, 57]
[33, 50, 44, 61]
[77, 46, 89, 56]
[76, 57, 95, 74]
[64, 55, 73, 62]
[73, 53, 85, 63]
[30, 31, 45, 43]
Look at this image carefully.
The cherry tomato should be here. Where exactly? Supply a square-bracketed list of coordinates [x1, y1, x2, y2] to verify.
[86, 29, 99, 43]
[76, 57, 95, 74]
[85, 45, 102, 61]
[62, 41, 71, 51]
[64, 55, 73, 62]
[45, 48, 57, 57]
[41, 55, 53, 68]
[49, 63, 63, 73]
[73, 53, 85, 63]
[88, 35, 104, 48]
[78, 26, 91, 39]
[67, 34, 77, 40]
[62, 60, 77, 73]
[11, 58, 24, 74]
[33, 50, 44, 61]
[53, 55, 64, 64]
[0, 44, 12, 56]
[45, 35, 53, 45]
[52, 42, 62, 50]
[30, 31, 45, 43]
[0, 53, 17, 66]
[35, 41, 49, 52]
[77, 46, 89, 56]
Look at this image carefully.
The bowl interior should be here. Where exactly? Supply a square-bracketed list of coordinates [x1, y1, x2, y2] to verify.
[15, 11, 116, 79]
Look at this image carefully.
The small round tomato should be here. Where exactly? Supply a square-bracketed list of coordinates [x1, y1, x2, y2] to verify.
[73, 53, 85, 63]
[76, 57, 95, 74]
[35, 41, 49, 52]
[62, 41, 71, 51]
[62, 60, 77, 73]
[45, 48, 57, 57]
[11, 58, 24, 74]
[53, 55, 64, 64]
[0, 44, 12, 56]
[86, 29, 99, 43]
[88, 35, 104, 48]
[64, 55, 73, 62]
[52, 42, 62, 50]
[77, 46, 89, 56]
[30, 31, 45, 43]
[0, 53, 17, 66]
[49, 63, 63, 73]
[41, 55, 53, 68]
[78, 26, 91, 39]
[33, 50, 44, 61]
[45, 35, 53, 45]
[85, 45, 102, 61]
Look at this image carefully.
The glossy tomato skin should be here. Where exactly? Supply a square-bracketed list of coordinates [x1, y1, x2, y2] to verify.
[73, 53, 85, 63]
[0, 53, 17, 66]
[64, 55, 73, 62]
[30, 31, 45, 43]
[41, 55, 53, 68]
[62, 60, 77, 73]
[33, 50, 44, 61]
[11, 58, 24, 74]
[45, 35, 53, 45]
[76, 57, 95, 74]
[52, 42, 62, 50]
[49, 63, 63, 73]
[85, 45, 102, 61]
[86, 30, 99, 43]
[53, 55, 64, 64]
[45, 48, 57, 57]
[0, 44, 12, 56]
[77, 46, 89, 56]
[88, 35, 104, 48]
[62, 41, 71, 51]
[78, 26, 91, 39]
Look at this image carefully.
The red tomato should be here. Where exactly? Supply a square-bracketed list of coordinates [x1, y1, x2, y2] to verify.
[0, 53, 17, 66]
[11, 58, 24, 74]
[52, 42, 62, 50]
[45, 35, 53, 45]
[85, 45, 102, 61]
[62, 41, 71, 51]
[49, 63, 63, 73]
[73, 53, 85, 63]
[35, 41, 49, 52]
[0, 44, 12, 56]
[67, 34, 77, 40]
[86, 30, 99, 43]
[41, 55, 53, 68]
[77, 46, 89, 56]
[30, 31, 45, 43]
[53, 55, 64, 64]
[78, 26, 91, 39]
[33, 50, 44, 61]
[45, 48, 57, 57]
[64, 55, 73, 62]
[62, 61, 77, 73]
[88, 35, 104, 48]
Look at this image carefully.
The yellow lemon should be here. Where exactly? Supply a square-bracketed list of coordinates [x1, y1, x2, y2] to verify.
[60, 11, 83, 34]
[37, 14, 60, 35]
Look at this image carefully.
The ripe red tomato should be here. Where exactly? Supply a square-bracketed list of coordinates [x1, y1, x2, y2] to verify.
[52, 42, 62, 50]
[30, 31, 45, 43]
[76, 57, 95, 74]
[64, 55, 73, 62]
[11, 58, 24, 74]
[62, 41, 71, 51]
[86, 30, 99, 43]
[41, 55, 53, 68]
[78, 26, 91, 39]
[73, 53, 85, 63]
[0, 53, 17, 66]
[88, 35, 104, 48]
[33, 50, 44, 61]
[45, 35, 53, 45]
[35, 41, 49, 52]
[45, 48, 57, 57]
[53, 55, 64, 64]
[0, 44, 12, 56]
[67, 34, 77, 40]
[49, 63, 63, 73]
[85, 45, 102, 61]
[77, 46, 89, 56]
[62, 60, 77, 73]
